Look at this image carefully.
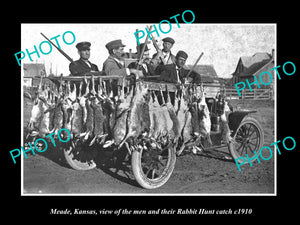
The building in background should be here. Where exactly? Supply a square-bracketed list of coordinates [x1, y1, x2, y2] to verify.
[187, 64, 229, 97]
[231, 49, 275, 89]
[23, 63, 46, 87]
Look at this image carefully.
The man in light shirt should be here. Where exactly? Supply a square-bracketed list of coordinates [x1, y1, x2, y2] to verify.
[152, 37, 176, 67]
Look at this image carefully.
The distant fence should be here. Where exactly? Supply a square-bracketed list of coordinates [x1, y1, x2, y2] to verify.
[224, 88, 273, 100]
[203, 84, 273, 100]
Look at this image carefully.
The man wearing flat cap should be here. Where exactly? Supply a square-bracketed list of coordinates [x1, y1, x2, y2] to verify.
[127, 43, 155, 76]
[69, 41, 99, 76]
[102, 39, 143, 95]
[155, 50, 201, 84]
[152, 37, 176, 67]
[102, 39, 142, 77]
[155, 50, 201, 105]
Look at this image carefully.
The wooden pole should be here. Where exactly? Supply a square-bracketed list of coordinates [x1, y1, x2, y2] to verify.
[185, 52, 204, 79]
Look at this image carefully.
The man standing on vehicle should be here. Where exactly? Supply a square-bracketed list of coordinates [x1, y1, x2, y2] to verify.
[102, 39, 143, 77]
[155, 50, 201, 105]
[102, 39, 143, 95]
[127, 43, 156, 76]
[152, 37, 176, 67]
[69, 42, 99, 76]
[155, 50, 201, 84]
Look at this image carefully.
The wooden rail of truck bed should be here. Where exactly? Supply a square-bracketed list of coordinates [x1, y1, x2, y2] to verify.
[47, 74, 181, 92]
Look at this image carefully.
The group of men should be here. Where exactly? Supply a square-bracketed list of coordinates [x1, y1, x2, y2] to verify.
[69, 37, 201, 84]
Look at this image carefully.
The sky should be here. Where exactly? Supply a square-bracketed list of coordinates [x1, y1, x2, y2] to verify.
[21, 23, 275, 78]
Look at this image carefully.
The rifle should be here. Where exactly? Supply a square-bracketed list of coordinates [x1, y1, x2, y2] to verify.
[136, 25, 153, 68]
[146, 25, 165, 65]
[40, 33, 74, 63]
[135, 29, 140, 55]
[146, 25, 160, 52]
[185, 52, 204, 80]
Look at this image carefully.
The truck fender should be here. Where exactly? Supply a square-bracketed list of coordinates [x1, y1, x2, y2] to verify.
[228, 110, 257, 136]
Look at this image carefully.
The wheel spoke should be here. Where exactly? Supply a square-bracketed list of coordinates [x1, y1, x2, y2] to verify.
[248, 128, 256, 138]
[244, 144, 248, 155]
[235, 142, 244, 153]
[243, 125, 249, 136]
[137, 138, 175, 183]
[152, 168, 159, 179]
[142, 147, 167, 179]
[141, 160, 148, 167]
[157, 158, 166, 167]
[151, 169, 156, 179]
[247, 144, 254, 153]
[243, 125, 249, 135]
[240, 143, 247, 155]
[229, 119, 263, 167]
[237, 128, 245, 137]
[247, 124, 254, 136]
[249, 136, 259, 142]
[248, 141, 258, 148]
[145, 164, 153, 177]
[250, 135, 259, 146]
[235, 135, 244, 143]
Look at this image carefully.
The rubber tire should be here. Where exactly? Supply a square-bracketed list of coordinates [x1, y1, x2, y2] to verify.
[229, 116, 264, 164]
[131, 145, 176, 189]
[64, 145, 97, 170]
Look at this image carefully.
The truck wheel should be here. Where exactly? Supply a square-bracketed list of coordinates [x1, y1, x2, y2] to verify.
[131, 140, 176, 189]
[229, 117, 264, 164]
[63, 141, 97, 170]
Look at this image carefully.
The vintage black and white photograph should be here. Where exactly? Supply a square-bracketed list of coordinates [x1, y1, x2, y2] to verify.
[21, 23, 276, 195]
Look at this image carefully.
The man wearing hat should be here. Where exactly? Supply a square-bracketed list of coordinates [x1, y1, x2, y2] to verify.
[152, 37, 176, 67]
[154, 50, 201, 105]
[69, 41, 99, 76]
[102, 39, 142, 78]
[102, 39, 143, 96]
[155, 50, 201, 84]
[127, 43, 155, 76]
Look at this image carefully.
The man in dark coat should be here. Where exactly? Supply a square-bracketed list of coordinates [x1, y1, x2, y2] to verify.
[127, 43, 156, 76]
[69, 42, 99, 76]
[155, 50, 202, 84]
